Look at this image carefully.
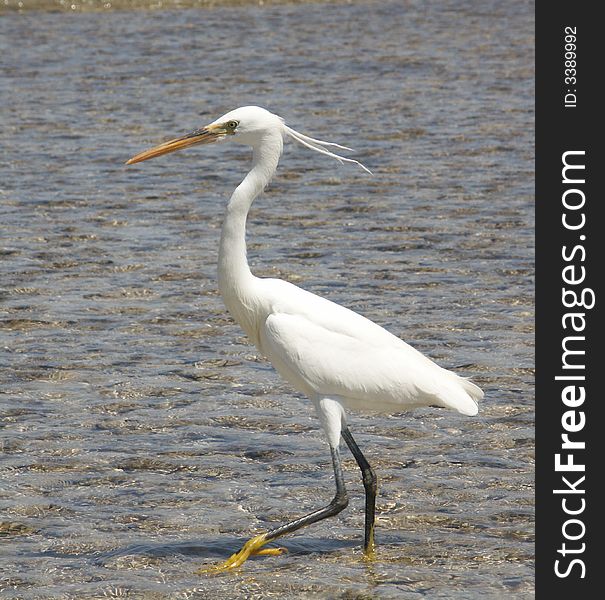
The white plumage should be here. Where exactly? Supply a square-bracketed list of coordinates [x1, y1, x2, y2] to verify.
[127, 105, 482, 570]
[242, 277, 480, 445]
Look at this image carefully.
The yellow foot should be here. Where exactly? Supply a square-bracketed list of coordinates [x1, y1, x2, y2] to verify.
[363, 543, 376, 562]
[253, 547, 288, 557]
[362, 526, 376, 561]
[196, 533, 288, 574]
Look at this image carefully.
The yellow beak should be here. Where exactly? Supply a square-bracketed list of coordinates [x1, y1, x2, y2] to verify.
[126, 124, 224, 165]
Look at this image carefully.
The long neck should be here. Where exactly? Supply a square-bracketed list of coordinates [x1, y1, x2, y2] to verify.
[218, 132, 282, 319]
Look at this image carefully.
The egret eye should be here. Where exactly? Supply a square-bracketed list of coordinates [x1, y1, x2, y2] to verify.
[226, 120, 238, 130]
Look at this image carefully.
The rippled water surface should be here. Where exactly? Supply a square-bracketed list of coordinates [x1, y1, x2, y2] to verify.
[1, 1, 534, 597]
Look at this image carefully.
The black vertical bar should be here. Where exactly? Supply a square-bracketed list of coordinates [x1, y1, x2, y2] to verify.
[536, 2, 602, 596]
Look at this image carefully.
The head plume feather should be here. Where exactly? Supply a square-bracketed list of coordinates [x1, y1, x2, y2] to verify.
[283, 125, 372, 175]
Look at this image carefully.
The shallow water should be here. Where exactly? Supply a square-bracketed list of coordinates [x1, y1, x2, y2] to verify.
[1, 1, 534, 597]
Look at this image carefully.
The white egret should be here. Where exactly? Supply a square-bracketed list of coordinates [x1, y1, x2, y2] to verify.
[126, 106, 482, 572]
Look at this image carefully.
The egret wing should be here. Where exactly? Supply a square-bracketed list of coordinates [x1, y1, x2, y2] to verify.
[261, 311, 476, 413]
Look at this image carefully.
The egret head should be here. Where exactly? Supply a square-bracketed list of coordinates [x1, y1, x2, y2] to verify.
[126, 105, 370, 173]
[210, 106, 285, 146]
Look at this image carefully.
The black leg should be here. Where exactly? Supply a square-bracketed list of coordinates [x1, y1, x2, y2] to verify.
[341, 425, 377, 554]
[202, 445, 349, 572]
[264, 444, 349, 542]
